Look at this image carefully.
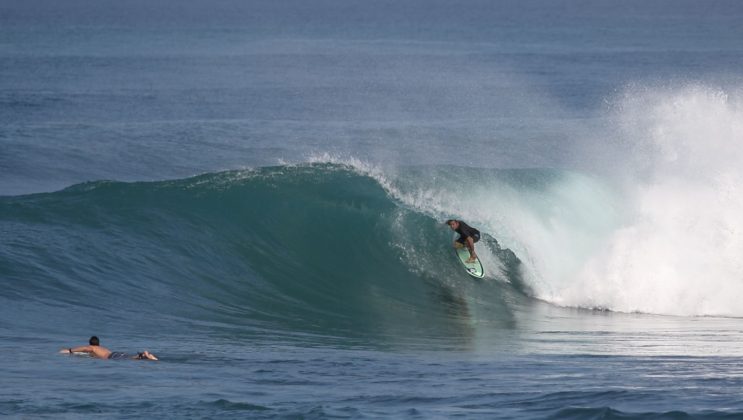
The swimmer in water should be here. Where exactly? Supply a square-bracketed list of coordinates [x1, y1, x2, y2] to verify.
[60, 336, 158, 360]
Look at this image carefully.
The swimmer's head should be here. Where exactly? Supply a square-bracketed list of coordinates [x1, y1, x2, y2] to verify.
[89, 336, 100, 346]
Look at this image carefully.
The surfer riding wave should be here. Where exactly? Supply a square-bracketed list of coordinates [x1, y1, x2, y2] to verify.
[446, 219, 480, 263]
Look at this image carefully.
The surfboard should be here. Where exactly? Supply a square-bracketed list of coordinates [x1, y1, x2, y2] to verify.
[455, 245, 484, 278]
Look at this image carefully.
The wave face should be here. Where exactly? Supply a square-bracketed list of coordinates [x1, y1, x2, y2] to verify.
[0, 164, 526, 343]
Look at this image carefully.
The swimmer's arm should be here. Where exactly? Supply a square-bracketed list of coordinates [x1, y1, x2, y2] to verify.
[59, 346, 94, 354]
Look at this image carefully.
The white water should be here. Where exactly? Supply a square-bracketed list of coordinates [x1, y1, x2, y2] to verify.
[492, 84, 743, 316]
[559, 85, 743, 316]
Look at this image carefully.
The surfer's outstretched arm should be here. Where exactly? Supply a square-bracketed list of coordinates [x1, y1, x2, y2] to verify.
[59, 345, 94, 354]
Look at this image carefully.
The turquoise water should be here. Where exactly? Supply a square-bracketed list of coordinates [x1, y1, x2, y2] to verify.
[3, 0, 743, 418]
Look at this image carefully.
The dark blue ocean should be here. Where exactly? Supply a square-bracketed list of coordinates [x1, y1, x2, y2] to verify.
[3, 0, 743, 418]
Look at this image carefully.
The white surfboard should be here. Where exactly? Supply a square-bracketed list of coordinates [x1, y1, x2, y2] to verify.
[455, 245, 484, 278]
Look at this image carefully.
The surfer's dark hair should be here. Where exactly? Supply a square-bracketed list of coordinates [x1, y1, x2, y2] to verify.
[89, 336, 100, 346]
[445, 219, 456, 225]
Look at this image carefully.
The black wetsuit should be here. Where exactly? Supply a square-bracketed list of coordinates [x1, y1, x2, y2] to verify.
[454, 221, 481, 244]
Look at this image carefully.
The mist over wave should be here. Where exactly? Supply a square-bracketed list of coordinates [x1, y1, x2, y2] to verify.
[561, 84, 743, 315]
